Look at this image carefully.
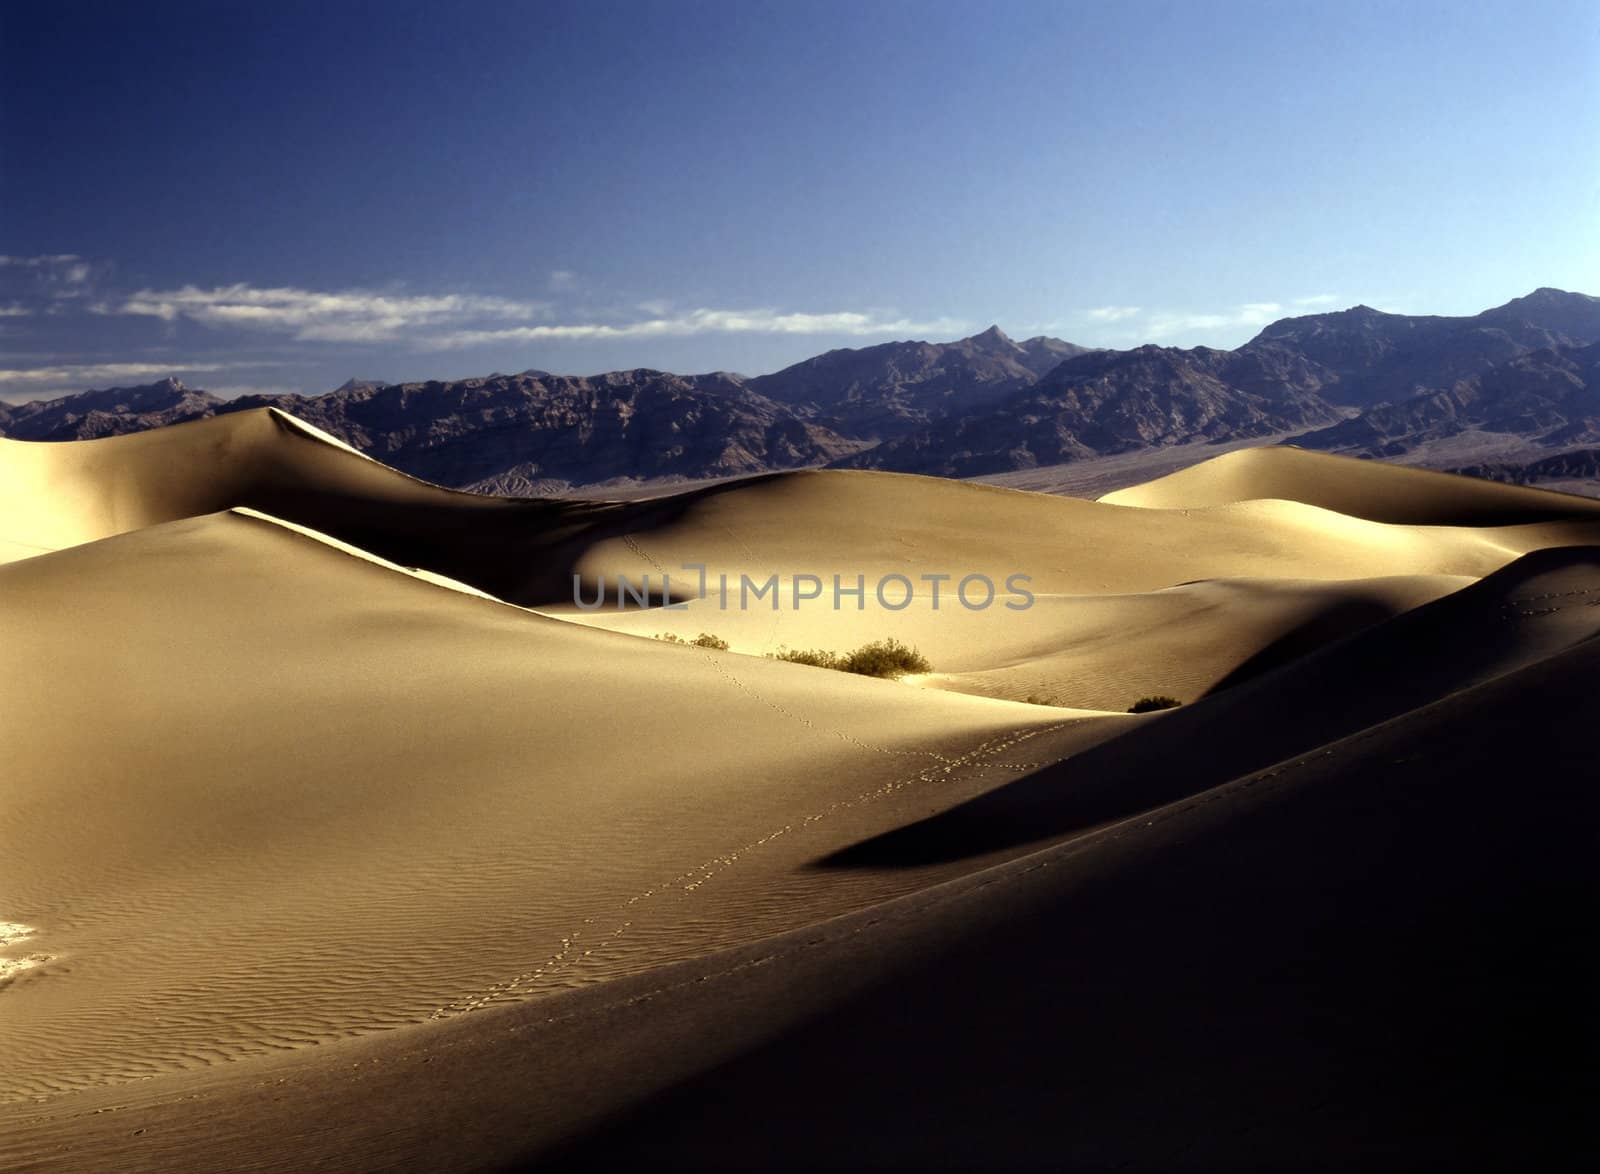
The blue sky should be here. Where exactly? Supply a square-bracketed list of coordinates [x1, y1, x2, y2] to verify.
[2, 0, 1596, 400]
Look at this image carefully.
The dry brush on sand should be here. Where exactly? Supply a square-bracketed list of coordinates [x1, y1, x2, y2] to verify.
[1, 413, 1596, 1171]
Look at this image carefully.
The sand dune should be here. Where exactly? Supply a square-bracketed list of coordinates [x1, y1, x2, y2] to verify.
[0, 408, 446, 558]
[0, 408, 607, 603]
[1101, 443, 1600, 524]
[0, 506, 1094, 1105]
[1, 413, 1595, 1170]
[559, 573, 1470, 711]
[5, 546, 1595, 1172]
[553, 468, 1595, 709]
[562, 467, 1600, 601]
[543, 597, 1600, 1171]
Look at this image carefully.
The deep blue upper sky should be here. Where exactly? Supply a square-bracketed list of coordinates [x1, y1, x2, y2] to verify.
[2, 0, 1596, 399]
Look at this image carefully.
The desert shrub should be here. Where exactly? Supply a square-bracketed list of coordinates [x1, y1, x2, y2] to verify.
[842, 638, 931, 678]
[1024, 693, 1056, 706]
[1128, 695, 1182, 713]
[768, 646, 843, 670]
[768, 638, 930, 679]
[655, 631, 731, 650]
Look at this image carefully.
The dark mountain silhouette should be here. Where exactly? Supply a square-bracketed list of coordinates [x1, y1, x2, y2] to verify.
[1242, 288, 1600, 408]
[0, 371, 861, 491]
[843, 288, 1600, 477]
[0, 376, 224, 441]
[841, 343, 1344, 476]
[1449, 447, 1600, 487]
[747, 325, 1090, 439]
[1293, 341, 1600, 458]
[5, 290, 1598, 492]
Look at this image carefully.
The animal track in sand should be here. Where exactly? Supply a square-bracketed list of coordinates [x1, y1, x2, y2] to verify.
[426, 720, 1081, 1020]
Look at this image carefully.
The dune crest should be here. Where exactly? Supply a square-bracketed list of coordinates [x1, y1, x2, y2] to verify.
[1100, 443, 1600, 524]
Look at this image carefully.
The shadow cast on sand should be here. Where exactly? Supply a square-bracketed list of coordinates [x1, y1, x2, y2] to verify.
[541, 631, 1600, 1172]
[818, 546, 1600, 870]
[1199, 596, 1401, 696]
[236, 465, 795, 608]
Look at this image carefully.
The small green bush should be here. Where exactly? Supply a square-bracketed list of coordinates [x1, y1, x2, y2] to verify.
[654, 631, 730, 650]
[768, 646, 843, 670]
[1128, 695, 1182, 713]
[767, 638, 931, 679]
[841, 638, 931, 678]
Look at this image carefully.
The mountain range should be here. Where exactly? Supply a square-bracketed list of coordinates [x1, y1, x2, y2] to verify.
[4, 287, 1598, 492]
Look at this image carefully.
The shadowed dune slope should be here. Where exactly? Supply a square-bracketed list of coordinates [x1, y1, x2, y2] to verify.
[0, 408, 616, 600]
[824, 544, 1600, 865]
[540, 625, 1600, 1172]
[0, 407, 474, 553]
[1100, 443, 1600, 524]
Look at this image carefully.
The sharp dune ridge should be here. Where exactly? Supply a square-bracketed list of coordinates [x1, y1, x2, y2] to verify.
[0, 410, 1595, 1170]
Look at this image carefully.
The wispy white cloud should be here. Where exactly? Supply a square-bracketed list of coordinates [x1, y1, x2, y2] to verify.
[547, 269, 577, 292]
[1086, 305, 1142, 323]
[1084, 298, 1351, 340]
[77, 275, 966, 352]
[0, 253, 99, 301]
[1145, 302, 1284, 338]
[0, 304, 31, 318]
[0, 254, 82, 268]
[0, 360, 244, 396]
[101, 283, 552, 343]
[423, 308, 970, 350]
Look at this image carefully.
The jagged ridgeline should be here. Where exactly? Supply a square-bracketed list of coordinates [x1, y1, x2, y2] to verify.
[3, 288, 1597, 491]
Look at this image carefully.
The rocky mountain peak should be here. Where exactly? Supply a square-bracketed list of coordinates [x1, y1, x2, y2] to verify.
[967, 324, 1016, 348]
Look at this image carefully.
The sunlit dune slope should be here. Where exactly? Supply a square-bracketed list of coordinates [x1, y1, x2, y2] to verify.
[558, 573, 1470, 711]
[559, 468, 1600, 608]
[0, 407, 451, 555]
[10, 412, 1596, 715]
[0, 506, 1085, 1105]
[553, 464, 1599, 708]
[911, 573, 1471, 709]
[1101, 443, 1600, 524]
